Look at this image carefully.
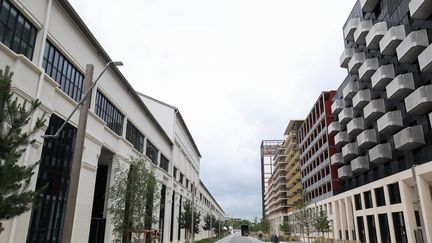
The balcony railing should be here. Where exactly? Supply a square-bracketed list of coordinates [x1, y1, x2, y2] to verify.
[342, 142, 359, 160]
[338, 107, 354, 125]
[331, 153, 344, 167]
[379, 25, 406, 56]
[361, 0, 380, 12]
[386, 73, 415, 101]
[347, 117, 365, 137]
[344, 18, 361, 41]
[405, 84, 432, 116]
[364, 98, 386, 122]
[328, 121, 341, 135]
[369, 143, 393, 164]
[348, 52, 366, 74]
[351, 155, 370, 174]
[343, 81, 360, 100]
[371, 64, 395, 89]
[335, 131, 349, 147]
[409, 0, 432, 19]
[393, 125, 426, 151]
[332, 99, 346, 116]
[354, 20, 373, 44]
[338, 165, 353, 180]
[359, 58, 379, 81]
[377, 110, 403, 135]
[353, 89, 372, 110]
[396, 29, 430, 64]
[357, 129, 378, 150]
[419, 44, 432, 72]
[340, 48, 355, 68]
[366, 21, 388, 49]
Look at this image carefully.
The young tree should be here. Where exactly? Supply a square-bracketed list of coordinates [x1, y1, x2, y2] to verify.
[295, 190, 315, 243]
[203, 214, 212, 231]
[108, 156, 160, 242]
[313, 209, 331, 241]
[178, 199, 201, 242]
[0, 66, 45, 233]
[260, 217, 270, 235]
[279, 218, 292, 236]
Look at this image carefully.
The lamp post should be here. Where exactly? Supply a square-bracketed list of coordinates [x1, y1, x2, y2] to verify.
[46, 61, 122, 243]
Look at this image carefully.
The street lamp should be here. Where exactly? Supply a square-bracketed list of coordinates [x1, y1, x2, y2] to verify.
[42, 61, 123, 139]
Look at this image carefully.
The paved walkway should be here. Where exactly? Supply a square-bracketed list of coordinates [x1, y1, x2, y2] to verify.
[215, 234, 263, 243]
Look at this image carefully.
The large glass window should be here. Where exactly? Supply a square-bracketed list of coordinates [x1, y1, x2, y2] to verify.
[354, 193, 362, 210]
[126, 121, 144, 152]
[375, 187, 386, 207]
[42, 41, 84, 102]
[367, 215, 378, 243]
[0, 0, 36, 59]
[160, 154, 169, 173]
[378, 214, 391, 243]
[388, 182, 401, 204]
[145, 140, 158, 164]
[392, 212, 408, 243]
[27, 115, 76, 243]
[364, 191, 373, 209]
[95, 90, 124, 135]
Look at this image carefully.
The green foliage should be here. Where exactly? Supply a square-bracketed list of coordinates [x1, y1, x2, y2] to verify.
[279, 219, 292, 235]
[0, 66, 45, 221]
[313, 209, 331, 236]
[178, 199, 201, 235]
[260, 217, 270, 233]
[203, 214, 213, 231]
[295, 190, 315, 242]
[108, 156, 160, 240]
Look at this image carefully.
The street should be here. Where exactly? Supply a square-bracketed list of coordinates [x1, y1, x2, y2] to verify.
[216, 233, 264, 243]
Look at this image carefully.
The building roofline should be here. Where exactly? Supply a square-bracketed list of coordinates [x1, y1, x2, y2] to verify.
[56, 0, 173, 146]
[137, 92, 202, 158]
[200, 180, 225, 214]
[284, 120, 304, 135]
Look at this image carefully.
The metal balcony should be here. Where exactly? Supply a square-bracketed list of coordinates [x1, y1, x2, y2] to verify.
[351, 155, 370, 174]
[377, 110, 403, 135]
[366, 22, 388, 49]
[394, 125, 426, 151]
[371, 64, 395, 89]
[347, 117, 365, 137]
[379, 25, 406, 56]
[332, 99, 346, 116]
[343, 81, 360, 100]
[405, 84, 432, 115]
[331, 153, 344, 167]
[342, 142, 359, 160]
[369, 143, 393, 164]
[348, 52, 366, 74]
[338, 165, 353, 180]
[361, 0, 380, 12]
[353, 89, 372, 110]
[364, 98, 386, 122]
[409, 0, 432, 19]
[386, 73, 415, 101]
[357, 129, 378, 150]
[328, 121, 341, 136]
[340, 48, 355, 68]
[359, 58, 379, 81]
[354, 20, 373, 45]
[338, 107, 354, 125]
[396, 29, 430, 64]
[335, 131, 349, 147]
[344, 18, 361, 41]
[419, 44, 432, 72]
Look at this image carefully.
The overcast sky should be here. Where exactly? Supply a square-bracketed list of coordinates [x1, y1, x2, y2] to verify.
[70, 0, 357, 220]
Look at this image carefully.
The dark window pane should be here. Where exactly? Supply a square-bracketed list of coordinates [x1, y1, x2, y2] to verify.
[388, 182, 401, 204]
[378, 214, 391, 243]
[160, 155, 169, 173]
[146, 141, 158, 164]
[126, 121, 144, 152]
[0, 0, 37, 59]
[354, 193, 362, 210]
[375, 187, 386, 207]
[367, 215, 378, 243]
[94, 90, 124, 135]
[364, 191, 373, 209]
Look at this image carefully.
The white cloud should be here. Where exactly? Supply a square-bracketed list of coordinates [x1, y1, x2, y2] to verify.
[70, 0, 357, 219]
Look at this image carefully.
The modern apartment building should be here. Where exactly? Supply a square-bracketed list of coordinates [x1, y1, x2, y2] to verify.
[260, 140, 284, 218]
[298, 91, 339, 204]
[309, 0, 432, 242]
[285, 120, 304, 212]
[0, 0, 224, 242]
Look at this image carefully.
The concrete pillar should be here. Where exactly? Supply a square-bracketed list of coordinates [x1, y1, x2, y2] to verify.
[345, 197, 355, 240]
[339, 199, 347, 240]
[400, 180, 417, 243]
[417, 175, 432, 242]
[333, 201, 341, 239]
[383, 185, 397, 243]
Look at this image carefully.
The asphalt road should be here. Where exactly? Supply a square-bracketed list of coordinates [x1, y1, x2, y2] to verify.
[216, 234, 263, 243]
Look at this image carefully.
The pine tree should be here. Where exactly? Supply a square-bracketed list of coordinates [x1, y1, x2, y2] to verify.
[178, 199, 201, 241]
[0, 66, 45, 233]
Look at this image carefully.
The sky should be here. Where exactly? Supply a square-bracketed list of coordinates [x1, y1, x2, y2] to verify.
[70, 0, 357, 220]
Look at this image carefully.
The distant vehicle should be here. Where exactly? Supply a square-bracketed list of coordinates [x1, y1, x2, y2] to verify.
[240, 224, 249, 237]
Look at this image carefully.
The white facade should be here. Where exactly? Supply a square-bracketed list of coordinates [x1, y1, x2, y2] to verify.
[0, 0, 224, 242]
